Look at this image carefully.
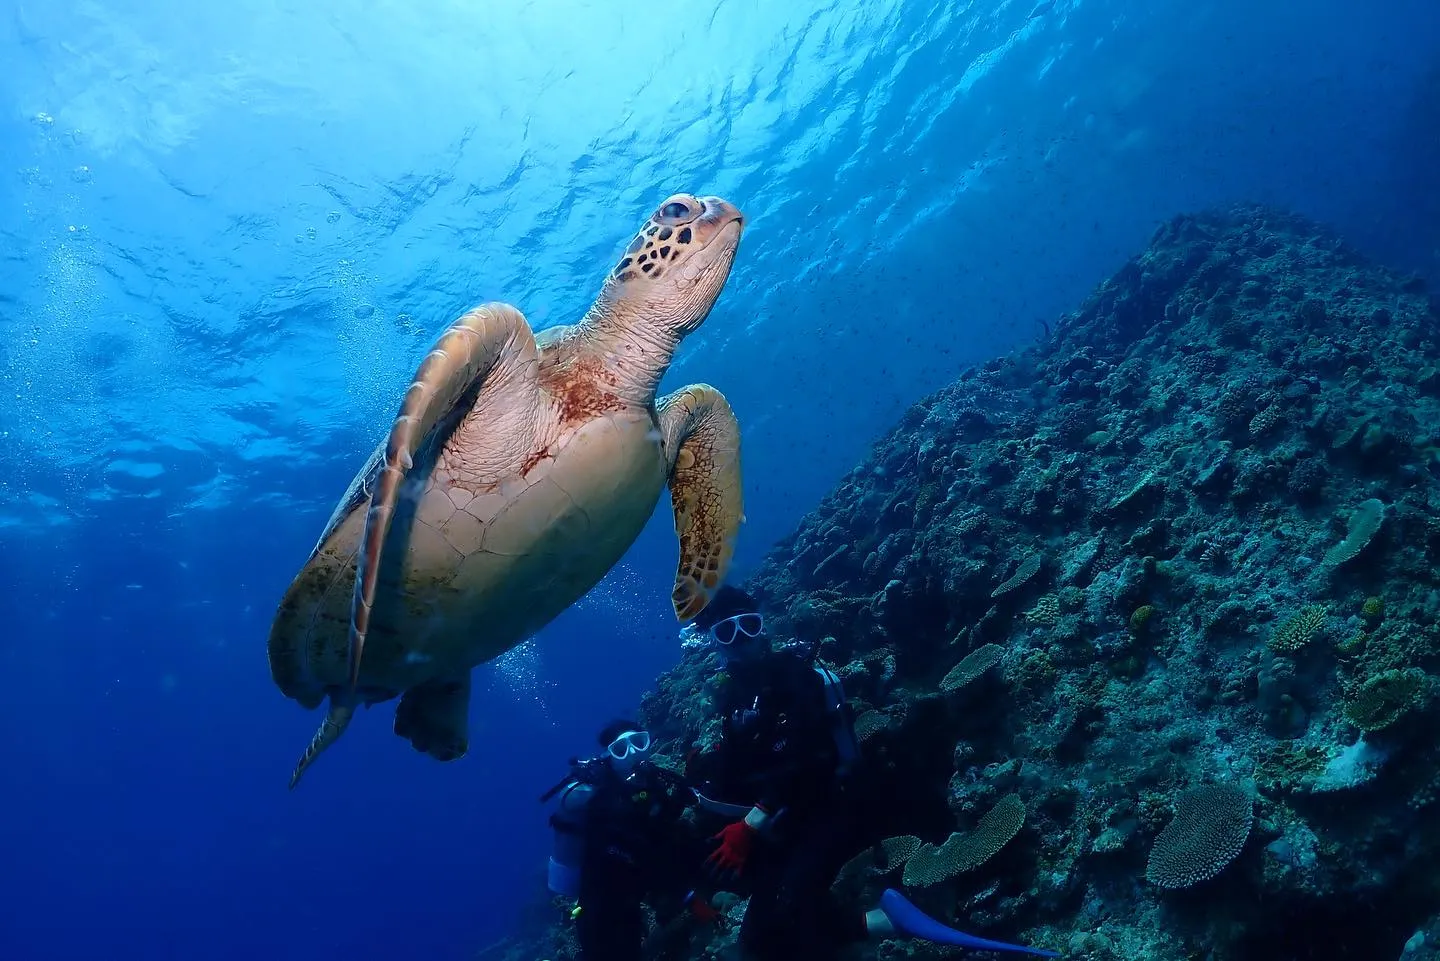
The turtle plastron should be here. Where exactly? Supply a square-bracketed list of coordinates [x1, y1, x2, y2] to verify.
[284, 303, 541, 790]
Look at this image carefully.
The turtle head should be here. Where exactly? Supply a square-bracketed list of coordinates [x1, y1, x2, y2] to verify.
[602, 193, 744, 336]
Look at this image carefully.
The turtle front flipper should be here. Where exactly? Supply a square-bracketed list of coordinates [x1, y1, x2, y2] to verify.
[346, 302, 540, 691]
[394, 673, 472, 762]
[657, 384, 744, 621]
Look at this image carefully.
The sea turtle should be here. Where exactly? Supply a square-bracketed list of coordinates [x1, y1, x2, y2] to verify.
[268, 192, 746, 788]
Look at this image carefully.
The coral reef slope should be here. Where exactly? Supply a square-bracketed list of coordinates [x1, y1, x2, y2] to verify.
[500, 205, 1440, 961]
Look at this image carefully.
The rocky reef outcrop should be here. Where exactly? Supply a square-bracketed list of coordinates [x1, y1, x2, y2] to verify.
[485, 205, 1440, 961]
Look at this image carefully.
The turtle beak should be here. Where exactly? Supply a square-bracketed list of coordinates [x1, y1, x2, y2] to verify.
[698, 196, 744, 231]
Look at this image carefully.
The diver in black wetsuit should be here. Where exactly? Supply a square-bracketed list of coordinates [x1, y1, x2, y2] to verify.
[685, 585, 1060, 961]
[542, 720, 718, 961]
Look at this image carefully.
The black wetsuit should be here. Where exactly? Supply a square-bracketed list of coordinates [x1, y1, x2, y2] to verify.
[563, 763, 706, 961]
[690, 647, 872, 961]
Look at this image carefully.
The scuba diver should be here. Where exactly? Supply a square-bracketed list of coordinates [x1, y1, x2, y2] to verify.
[541, 720, 718, 961]
[685, 585, 1060, 960]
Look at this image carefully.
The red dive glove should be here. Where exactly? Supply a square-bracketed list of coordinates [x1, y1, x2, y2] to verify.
[688, 894, 721, 925]
[706, 806, 770, 878]
[707, 820, 756, 877]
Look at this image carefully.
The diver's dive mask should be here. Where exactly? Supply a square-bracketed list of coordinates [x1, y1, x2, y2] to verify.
[708, 612, 765, 665]
[711, 612, 764, 647]
[606, 729, 653, 777]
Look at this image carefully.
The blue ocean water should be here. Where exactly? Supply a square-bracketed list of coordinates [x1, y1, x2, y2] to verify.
[2, 1, 1438, 959]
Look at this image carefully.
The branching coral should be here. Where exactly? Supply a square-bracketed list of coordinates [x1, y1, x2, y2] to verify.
[1268, 604, 1327, 653]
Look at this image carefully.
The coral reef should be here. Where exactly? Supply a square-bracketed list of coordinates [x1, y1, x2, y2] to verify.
[485, 205, 1440, 960]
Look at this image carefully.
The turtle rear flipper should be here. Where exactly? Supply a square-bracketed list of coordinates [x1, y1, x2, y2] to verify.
[394, 673, 472, 762]
[657, 384, 744, 621]
[288, 700, 356, 790]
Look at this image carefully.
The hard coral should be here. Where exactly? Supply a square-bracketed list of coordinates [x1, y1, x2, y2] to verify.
[992, 553, 1044, 599]
[835, 834, 923, 897]
[1267, 604, 1327, 653]
[1144, 784, 1254, 890]
[1323, 497, 1387, 566]
[956, 792, 1028, 872]
[902, 794, 1027, 887]
[1342, 667, 1430, 732]
[1286, 456, 1328, 503]
[940, 643, 1005, 693]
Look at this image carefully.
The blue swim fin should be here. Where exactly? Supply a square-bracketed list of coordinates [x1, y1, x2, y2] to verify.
[879, 889, 1060, 957]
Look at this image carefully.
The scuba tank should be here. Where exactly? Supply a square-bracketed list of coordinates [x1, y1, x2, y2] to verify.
[814, 664, 860, 775]
[783, 638, 861, 775]
[540, 754, 686, 898]
[539, 757, 607, 898]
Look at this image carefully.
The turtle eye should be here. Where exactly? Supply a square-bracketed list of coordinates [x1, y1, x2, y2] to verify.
[659, 200, 691, 221]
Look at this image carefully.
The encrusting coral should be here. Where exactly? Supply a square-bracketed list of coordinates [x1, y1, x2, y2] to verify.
[483, 205, 1440, 961]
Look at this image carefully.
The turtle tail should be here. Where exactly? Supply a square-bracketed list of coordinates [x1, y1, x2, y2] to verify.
[288, 697, 357, 790]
